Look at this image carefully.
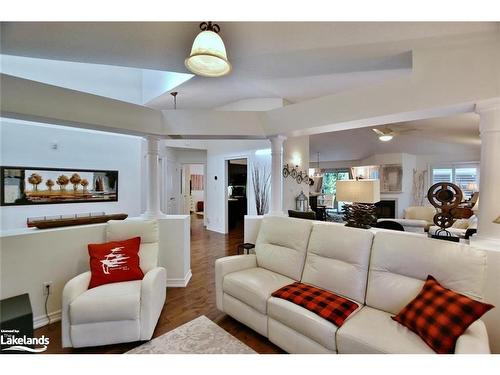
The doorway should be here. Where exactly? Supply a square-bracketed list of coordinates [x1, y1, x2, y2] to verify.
[227, 158, 248, 232]
[181, 164, 206, 218]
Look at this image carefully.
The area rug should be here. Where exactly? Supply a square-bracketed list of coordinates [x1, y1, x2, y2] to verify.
[126, 315, 256, 354]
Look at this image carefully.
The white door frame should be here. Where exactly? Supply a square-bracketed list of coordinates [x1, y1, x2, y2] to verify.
[180, 162, 207, 222]
[224, 156, 249, 234]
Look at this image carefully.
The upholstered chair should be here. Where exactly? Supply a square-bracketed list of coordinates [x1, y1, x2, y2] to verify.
[61, 219, 167, 348]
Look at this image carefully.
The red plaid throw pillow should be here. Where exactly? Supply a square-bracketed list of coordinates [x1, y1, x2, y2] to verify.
[392, 275, 494, 354]
[272, 282, 359, 327]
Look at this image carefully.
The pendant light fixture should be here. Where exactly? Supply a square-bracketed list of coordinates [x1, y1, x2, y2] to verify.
[315, 152, 323, 177]
[185, 22, 232, 78]
[170, 91, 178, 109]
[309, 152, 323, 177]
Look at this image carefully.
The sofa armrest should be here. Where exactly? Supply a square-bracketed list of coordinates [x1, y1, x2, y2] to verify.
[215, 254, 257, 312]
[140, 267, 167, 340]
[454, 320, 490, 354]
[61, 271, 91, 348]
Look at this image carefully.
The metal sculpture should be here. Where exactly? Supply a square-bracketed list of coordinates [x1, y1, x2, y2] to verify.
[427, 182, 463, 236]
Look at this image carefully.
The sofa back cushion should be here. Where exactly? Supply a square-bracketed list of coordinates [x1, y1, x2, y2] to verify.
[255, 216, 313, 280]
[366, 231, 487, 315]
[106, 219, 159, 273]
[404, 206, 436, 222]
[302, 222, 374, 304]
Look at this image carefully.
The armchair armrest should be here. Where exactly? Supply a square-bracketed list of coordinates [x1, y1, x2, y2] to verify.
[140, 267, 167, 340]
[454, 320, 491, 354]
[61, 271, 91, 348]
[215, 254, 257, 312]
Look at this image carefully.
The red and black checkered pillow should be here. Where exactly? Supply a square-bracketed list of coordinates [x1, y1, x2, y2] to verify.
[392, 275, 494, 354]
[272, 282, 359, 327]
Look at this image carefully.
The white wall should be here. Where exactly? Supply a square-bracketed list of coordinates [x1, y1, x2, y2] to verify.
[0, 119, 144, 230]
[283, 136, 310, 211]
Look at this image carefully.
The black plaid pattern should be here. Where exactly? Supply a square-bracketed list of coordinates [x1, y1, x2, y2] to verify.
[272, 282, 359, 327]
[392, 275, 494, 354]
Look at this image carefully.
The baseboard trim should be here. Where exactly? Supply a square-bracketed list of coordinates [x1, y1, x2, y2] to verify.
[34, 309, 61, 329]
[166, 269, 192, 287]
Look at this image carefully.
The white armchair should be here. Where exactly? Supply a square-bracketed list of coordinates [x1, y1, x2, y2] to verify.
[62, 219, 167, 348]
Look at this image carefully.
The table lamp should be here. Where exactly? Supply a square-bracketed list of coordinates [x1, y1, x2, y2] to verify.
[336, 179, 380, 229]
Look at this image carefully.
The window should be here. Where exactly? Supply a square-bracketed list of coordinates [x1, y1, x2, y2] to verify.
[322, 170, 350, 195]
[431, 164, 479, 199]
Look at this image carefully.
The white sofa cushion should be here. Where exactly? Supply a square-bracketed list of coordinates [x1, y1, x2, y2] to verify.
[268, 296, 361, 351]
[70, 280, 141, 325]
[255, 216, 313, 280]
[302, 222, 374, 303]
[106, 219, 159, 273]
[223, 267, 294, 314]
[366, 231, 487, 315]
[404, 206, 436, 223]
[336, 306, 435, 354]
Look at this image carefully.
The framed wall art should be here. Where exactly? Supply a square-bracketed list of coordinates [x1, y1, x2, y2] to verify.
[1, 166, 119, 206]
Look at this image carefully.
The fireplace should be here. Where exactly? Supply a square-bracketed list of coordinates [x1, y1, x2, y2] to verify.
[375, 199, 397, 219]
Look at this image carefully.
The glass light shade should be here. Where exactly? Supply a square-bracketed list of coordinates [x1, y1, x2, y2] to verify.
[379, 134, 393, 142]
[336, 179, 381, 204]
[185, 30, 231, 77]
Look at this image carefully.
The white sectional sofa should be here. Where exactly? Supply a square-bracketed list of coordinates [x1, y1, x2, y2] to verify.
[215, 216, 491, 354]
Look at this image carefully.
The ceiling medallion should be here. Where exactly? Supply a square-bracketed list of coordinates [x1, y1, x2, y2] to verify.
[185, 22, 232, 78]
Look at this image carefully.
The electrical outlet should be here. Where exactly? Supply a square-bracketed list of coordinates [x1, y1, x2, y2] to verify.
[43, 282, 53, 296]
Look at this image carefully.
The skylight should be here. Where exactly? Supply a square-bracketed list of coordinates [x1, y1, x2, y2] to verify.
[0, 54, 193, 106]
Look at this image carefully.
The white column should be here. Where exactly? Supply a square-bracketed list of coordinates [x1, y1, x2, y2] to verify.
[269, 135, 287, 215]
[472, 98, 500, 250]
[142, 136, 166, 219]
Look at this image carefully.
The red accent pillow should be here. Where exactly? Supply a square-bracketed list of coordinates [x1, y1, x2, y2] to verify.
[88, 237, 144, 289]
[392, 275, 494, 354]
[272, 282, 359, 327]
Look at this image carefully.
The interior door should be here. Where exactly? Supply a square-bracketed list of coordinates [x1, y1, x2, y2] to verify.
[165, 159, 179, 214]
[181, 164, 191, 215]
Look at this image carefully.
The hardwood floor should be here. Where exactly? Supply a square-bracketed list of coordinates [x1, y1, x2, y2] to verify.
[36, 215, 284, 354]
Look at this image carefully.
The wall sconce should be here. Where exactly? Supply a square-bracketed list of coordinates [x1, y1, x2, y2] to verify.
[291, 153, 302, 167]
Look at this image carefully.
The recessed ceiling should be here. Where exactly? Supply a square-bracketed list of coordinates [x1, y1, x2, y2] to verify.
[1, 22, 497, 109]
[0, 54, 193, 105]
[310, 113, 480, 161]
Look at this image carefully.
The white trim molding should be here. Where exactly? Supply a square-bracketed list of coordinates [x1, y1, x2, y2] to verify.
[33, 309, 62, 329]
[166, 269, 192, 287]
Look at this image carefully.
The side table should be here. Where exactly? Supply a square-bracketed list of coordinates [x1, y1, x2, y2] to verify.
[237, 243, 255, 255]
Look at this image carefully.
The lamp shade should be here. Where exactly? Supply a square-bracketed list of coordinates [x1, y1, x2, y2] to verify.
[336, 179, 380, 204]
[466, 182, 478, 191]
[185, 30, 231, 77]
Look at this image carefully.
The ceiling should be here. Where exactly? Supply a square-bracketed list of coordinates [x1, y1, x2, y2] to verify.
[1, 22, 497, 109]
[309, 113, 480, 161]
